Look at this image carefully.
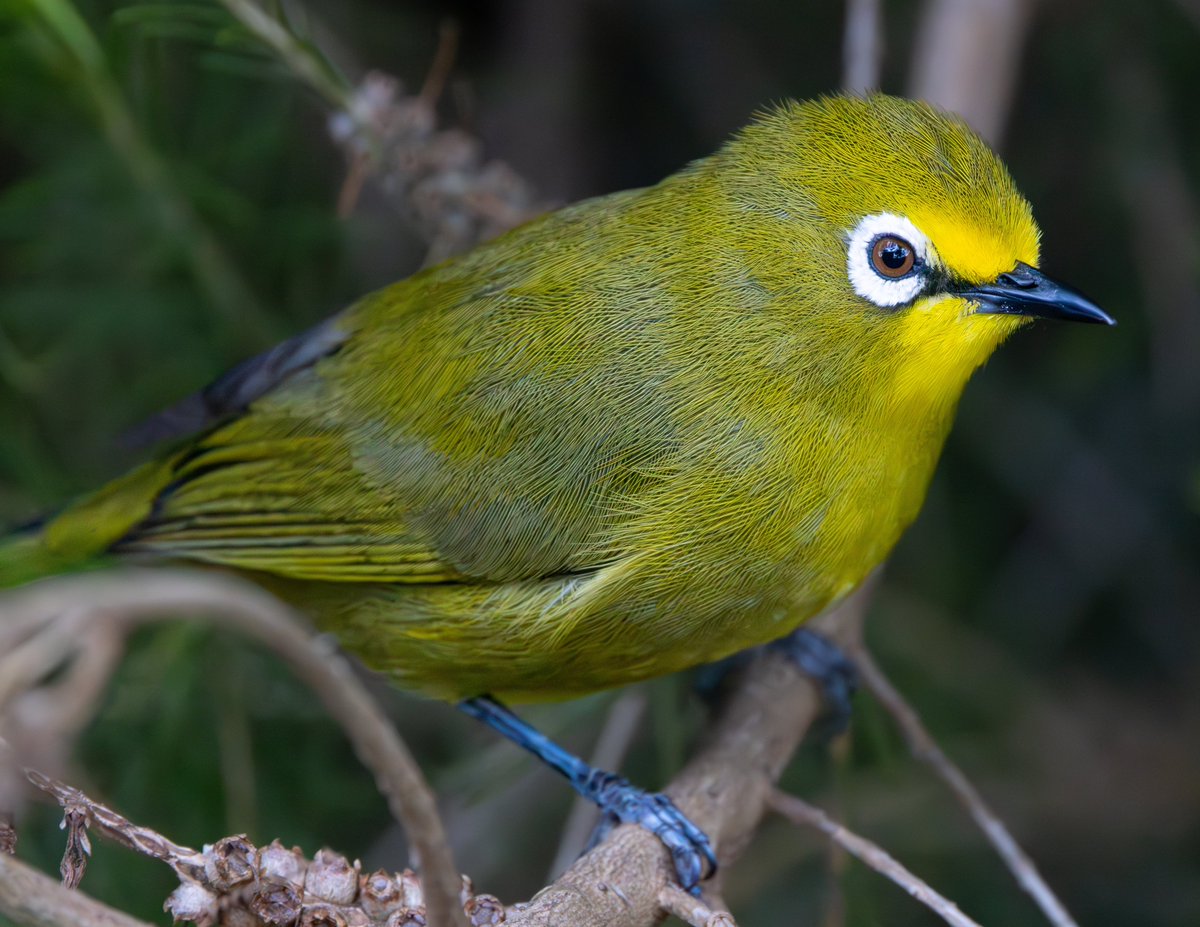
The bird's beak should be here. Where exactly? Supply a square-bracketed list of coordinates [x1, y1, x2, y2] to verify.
[957, 262, 1115, 325]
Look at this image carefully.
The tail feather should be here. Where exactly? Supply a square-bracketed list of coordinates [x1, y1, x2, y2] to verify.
[0, 529, 80, 588]
[0, 457, 179, 589]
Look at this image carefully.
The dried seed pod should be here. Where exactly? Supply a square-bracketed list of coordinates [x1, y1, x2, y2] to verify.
[165, 880, 218, 927]
[258, 840, 306, 888]
[0, 812, 15, 855]
[360, 868, 402, 919]
[219, 904, 261, 927]
[250, 879, 303, 926]
[397, 869, 423, 908]
[299, 903, 347, 927]
[464, 894, 505, 926]
[385, 908, 427, 927]
[206, 835, 255, 890]
[304, 849, 359, 905]
[59, 806, 91, 889]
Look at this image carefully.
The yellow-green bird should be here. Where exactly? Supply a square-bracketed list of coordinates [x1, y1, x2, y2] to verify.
[1, 94, 1111, 890]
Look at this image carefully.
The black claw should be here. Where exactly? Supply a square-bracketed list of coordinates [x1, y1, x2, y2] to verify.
[769, 628, 859, 736]
[592, 774, 717, 892]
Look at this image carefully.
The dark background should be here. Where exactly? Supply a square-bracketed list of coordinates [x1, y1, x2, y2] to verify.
[1, 1, 1197, 925]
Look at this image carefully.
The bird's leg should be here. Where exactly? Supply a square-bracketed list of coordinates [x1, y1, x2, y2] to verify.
[694, 629, 858, 735]
[768, 627, 859, 737]
[457, 695, 716, 894]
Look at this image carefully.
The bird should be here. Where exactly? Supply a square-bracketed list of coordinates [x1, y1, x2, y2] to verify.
[0, 93, 1112, 892]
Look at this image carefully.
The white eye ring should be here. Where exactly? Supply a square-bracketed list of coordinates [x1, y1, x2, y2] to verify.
[846, 213, 931, 308]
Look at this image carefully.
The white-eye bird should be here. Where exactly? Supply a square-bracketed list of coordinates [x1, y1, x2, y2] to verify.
[0, 94, 1113, 891]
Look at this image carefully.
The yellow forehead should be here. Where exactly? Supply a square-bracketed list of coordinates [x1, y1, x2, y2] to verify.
[908, 204, 1041, 284]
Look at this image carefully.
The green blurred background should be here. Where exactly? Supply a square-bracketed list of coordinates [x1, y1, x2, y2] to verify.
[0, 1, 1197, 925]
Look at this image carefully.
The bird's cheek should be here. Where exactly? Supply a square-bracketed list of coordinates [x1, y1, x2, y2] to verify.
[903, 294, 1026, 346]
[886, 295, 1024, 405]
[892, 295, 969, 350]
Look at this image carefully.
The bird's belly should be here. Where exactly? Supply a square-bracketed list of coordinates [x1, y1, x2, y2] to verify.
[286, 548, 854, 703]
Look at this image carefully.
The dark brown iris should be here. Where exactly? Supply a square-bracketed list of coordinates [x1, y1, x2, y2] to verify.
[870, 235, 916, 278]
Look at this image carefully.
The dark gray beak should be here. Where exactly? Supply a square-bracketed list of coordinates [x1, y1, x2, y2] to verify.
[957, 262, 1115, 325]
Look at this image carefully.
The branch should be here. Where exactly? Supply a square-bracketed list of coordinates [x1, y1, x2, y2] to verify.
[850, 642, 1079, 927]
[0, 572, 870, 927]
[768, 790, 983, 927]
[0, 570, 467, 927]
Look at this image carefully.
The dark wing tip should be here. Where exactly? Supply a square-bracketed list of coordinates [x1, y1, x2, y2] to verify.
[120, 317, 348, 451]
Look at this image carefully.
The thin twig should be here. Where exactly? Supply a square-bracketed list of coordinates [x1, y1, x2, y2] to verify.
[768, 790, 984, 927]
[25, 770, 208, 880]
[850, 643, 1079, 927]
[0, 570, 468, 927]
[419, 20, 460, 106]
[1, 810, 15, 855]
[336, 149, 370, 218]
[657, 884, 737, 927]
[0, 607, 93, 710]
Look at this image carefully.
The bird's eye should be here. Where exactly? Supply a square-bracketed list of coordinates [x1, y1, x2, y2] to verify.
[870, 235, 916, 278]
[845, 213, 930, 308]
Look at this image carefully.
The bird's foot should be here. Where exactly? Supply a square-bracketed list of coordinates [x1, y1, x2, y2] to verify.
[582, 770, 716, 895]
[768, 627, 858, 737]
[458, 696, 715, 894]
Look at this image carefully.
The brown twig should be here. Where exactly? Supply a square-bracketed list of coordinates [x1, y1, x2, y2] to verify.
[25, 770, 207, 879]
[0, 610, 109, 821]
[0, 570, 468, 927]
[658, 883, 737, 927]
[850, 643, 1079, 927]
[768, 790, 984, 927]
[327, 71, 544, 264]
[419, 20, 460, 106]
[0, 573, 859, 927]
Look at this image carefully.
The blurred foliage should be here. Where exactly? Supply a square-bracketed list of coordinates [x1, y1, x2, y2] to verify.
[0, 1, 1198, 926]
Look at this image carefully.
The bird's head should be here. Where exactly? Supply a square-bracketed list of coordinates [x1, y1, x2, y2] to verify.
[712, 94, 1112, 399]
